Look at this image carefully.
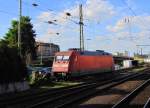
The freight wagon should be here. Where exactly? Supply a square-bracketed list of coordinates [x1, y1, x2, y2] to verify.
[52, 49, 114, 79]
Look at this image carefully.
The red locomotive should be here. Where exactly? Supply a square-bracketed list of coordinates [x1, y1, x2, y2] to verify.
[52, 49, 114, 78]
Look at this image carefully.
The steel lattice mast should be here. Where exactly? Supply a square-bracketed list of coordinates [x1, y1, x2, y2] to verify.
[79, 4, 84, 51]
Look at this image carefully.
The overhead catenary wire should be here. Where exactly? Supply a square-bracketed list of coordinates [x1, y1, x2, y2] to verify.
[14, 0, 80, 35]
[117, 0, 150, 42]
[19, 0, 83, 33]
[20, 0, 100, 36]
[0, 0, 100, 45]
[0, 0, 112, 42]
[21, 0, 79, 25]
[0, 0, 18, 16]
[30, 0, 93, 26]
[0, 10, 17, 16]
[121, 0, 150, 31]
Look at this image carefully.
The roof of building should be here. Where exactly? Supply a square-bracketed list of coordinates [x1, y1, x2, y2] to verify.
[36, 42, 59, 47]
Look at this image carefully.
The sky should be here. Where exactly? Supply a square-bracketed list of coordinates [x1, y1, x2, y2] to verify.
[0, 0, 150, 56]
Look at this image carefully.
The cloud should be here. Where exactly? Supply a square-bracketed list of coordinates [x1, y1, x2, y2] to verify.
[85, 0, 115, 21]
[102, 15, 150, 54]
[107, 15, 150, 33]
[34, 0, 116, 50]
[33, 0, 150, 54]
[64, 0, 116, 22]
[106, 19, 127, 32]
[35, 0, 116, 27]
[132, 16, 150, 30]
[35, 27, 58, 42]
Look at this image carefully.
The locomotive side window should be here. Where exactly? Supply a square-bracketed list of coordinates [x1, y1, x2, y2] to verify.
[63, 56, 70, 61]
[56, 56, 63, 61]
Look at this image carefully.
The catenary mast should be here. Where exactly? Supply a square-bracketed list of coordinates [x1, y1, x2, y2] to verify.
[79, 4, 84, 51]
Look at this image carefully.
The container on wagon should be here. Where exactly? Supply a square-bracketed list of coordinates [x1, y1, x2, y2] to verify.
[123, 60, 133, 68]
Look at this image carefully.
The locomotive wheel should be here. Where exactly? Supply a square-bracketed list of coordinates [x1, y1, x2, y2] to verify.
[65, 74, 71, 80]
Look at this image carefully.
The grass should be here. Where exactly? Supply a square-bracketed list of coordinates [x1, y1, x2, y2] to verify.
[131, 67, 147, 72]
[31, 65, 147, 89]
[40, 81, 81, 89]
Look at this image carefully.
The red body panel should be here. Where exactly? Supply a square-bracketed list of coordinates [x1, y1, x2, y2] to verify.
[70, 55, 114, 72]
[52, 50, 114, 76]
[52, 51, 73, 73]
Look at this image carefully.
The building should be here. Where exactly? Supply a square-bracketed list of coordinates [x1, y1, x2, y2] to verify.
[134, 54, 149, 63]
[144, 58, 150, 63]
[113, 51, 129, 57]
[36, 42, 60, 59]
[144, 54, 150, 63]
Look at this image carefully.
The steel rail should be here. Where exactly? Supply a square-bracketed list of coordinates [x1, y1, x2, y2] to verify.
[143, 98, 150, 108]
[0, 72, 115, 104]
[0, 73, 117, 107]
[54, 73, 145, 108]
[1, 68, 149, 108]
[112, 79, 150, 108]
[28, 72, 144, 108]
[0, 82, 93, 106]
[0, 67, 145, 104]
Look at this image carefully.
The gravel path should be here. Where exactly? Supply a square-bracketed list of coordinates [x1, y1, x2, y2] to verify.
[71, 78, 147, 108]
[130, 85, 150, 106]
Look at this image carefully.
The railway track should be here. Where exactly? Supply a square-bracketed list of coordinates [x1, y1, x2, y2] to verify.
[0, 70, 132, 106]
[144, 98, 150, 108]
[0, 72, 121, 108]
[0, 68, 148, 108]
[112, 78, 150, 108]
[0, 71, 116, 102]
[27, 69, 149, 108]
[0, 81, 95, 107]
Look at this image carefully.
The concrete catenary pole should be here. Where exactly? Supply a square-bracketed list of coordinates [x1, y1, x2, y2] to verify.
[18, 0, 22, 56]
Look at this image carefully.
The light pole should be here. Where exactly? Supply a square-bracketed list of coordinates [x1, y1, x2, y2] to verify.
[136, 45, 150, 55]
[86, 38, 91, 50]
[40, 43, 43, 65]
[18, 0, 22, 56]
[49, 32, 60, 56]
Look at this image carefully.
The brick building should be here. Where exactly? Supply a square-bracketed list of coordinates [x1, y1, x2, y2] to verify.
[36, 42, 60, 59]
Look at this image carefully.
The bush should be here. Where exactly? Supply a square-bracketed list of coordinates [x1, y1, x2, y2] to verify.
[0, 44, 27, 83]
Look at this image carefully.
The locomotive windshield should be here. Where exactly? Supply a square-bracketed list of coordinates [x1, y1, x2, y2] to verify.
[55, 55, 70, 61]
[56, 56, 63, 61]
[63, 56, 69, 61]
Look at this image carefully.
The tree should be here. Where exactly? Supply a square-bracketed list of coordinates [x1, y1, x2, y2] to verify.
[0, 44, 27, 83]
[4, 16, 37, 63]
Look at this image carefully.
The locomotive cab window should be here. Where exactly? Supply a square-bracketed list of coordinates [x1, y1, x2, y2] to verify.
[63, 56, 70, 61]
[56, 56, 63, 61]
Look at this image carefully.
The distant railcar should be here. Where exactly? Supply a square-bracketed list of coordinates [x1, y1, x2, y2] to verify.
[52, 49, 114, 78]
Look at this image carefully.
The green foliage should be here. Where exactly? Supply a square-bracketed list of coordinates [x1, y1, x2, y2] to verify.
[31, 59, 53, 67]
[0, 39, 8, 47]
[4, 20, 18, 47]
[4, 16, 37, 61]
[0, 45, 27, 83]
[0, 16, 36, 83]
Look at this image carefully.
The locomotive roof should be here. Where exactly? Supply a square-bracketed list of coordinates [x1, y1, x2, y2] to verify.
[55, 50, 111, 56]
[79, 51, 111, 56]
[55, 51, 73, 56]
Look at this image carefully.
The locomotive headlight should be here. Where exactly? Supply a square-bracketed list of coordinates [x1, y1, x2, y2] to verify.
[62, 73, 66, 76]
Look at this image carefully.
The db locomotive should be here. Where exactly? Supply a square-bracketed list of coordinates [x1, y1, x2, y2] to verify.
[52, 49, 114, 78]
